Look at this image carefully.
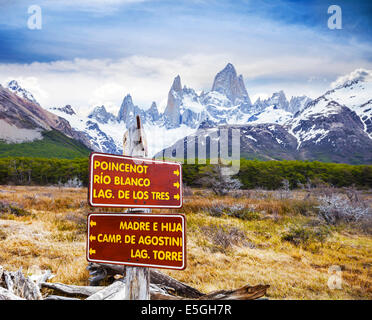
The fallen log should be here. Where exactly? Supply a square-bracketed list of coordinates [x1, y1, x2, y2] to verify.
[41, 282, 105, 298]
[44, 295, 81, 301]
[45, 279, 269, 300]
[45, 279, 175, 300]
[87, 263, 204, 299]
[86, 281, 269, 300]
[0, 287, 25, 300]
[198, 284, 270, 300]
[150, 269, 203, 299]
[86, 280, 126, 300]
[1, 264, 269, 300]
[0, 267, 42, 300]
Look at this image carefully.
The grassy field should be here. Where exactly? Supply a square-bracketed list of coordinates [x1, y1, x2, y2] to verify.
[0, 185, 371, 300]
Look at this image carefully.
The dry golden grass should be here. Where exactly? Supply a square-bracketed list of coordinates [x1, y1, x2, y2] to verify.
[0, 185, 371, 299]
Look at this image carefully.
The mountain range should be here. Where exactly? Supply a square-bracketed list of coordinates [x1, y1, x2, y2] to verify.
[1, 63, 371, 164]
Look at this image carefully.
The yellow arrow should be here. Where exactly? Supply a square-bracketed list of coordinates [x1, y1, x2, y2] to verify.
[90, 220, 96, 228]
[89, 248, 96, 255]
[89, 235, 96, 242]
[173, 169, 180, 177]
[173, 181, 180, 189]
[174, 194, 180, 201]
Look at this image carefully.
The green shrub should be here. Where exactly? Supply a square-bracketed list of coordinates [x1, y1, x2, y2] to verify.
[0, 200, 30, 216]
[281, 223, 331, 246]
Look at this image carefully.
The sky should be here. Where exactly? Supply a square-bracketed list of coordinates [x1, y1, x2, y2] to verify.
[0, 0, 371, 114]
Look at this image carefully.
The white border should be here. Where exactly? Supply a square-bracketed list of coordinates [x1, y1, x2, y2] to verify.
[89, 152, 183, 208]
[87, 213, 186, 270]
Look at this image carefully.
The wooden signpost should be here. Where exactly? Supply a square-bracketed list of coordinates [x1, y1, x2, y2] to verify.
[86, 115, 185, 300]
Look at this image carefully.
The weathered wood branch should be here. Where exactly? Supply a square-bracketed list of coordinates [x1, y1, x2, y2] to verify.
[0, 287, 25, 300]
[1, 264, 269, 300]
[41, 282, 105, 297]
[0, 267, 42, 300]
[86, 280, 126, 300]
[85, 263, 268, 300]
[150, 269, 204, 299]
[198, 284, 270, 300]
[87, 262, 204, 298]
[85, 281, 269, 300]
[46, 280, 175, 300]
[44, 295, 81, 301]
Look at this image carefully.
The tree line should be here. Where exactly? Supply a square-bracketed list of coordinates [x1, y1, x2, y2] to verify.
[0, 157, 371, 189]
[0, 157, 88, 186]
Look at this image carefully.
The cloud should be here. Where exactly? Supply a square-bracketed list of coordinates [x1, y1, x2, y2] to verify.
[1, 53, 372, 117]
[38, 0, 150, 15]
[3, 76, 49, 102]
[0, 55, 227, 115]
[330, 68, 372, 88]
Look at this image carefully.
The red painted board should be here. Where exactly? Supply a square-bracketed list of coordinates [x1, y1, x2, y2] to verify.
[86, 213, 186, 270]
[88, 152, 182, 208]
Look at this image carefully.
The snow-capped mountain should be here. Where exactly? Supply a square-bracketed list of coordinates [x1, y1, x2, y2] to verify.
[7, 80, 39, 106]
[0, 83, 92, 148]
[281, 73, 372, 163]
[321, 79, 372, 138]
[88, 105, 116, 124]
[211, 62, 252, 106]
[161, 63, 302, 129]
[158, 68, 372, 164]
[3, 65, 371, 164]
[44, 63, 309, 157]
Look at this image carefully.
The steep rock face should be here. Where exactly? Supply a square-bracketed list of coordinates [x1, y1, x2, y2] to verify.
[147, 101, 160, 122]
[117, 94, 145, 128]
[289, 98, 372, 164]
[252, 92, 312, 115]
[211, 63, 251, 105]
[118, 94, 134, 125]
[359, 100, 372, 136]
[239, 124, 299, 160]
[288, 96, 312, 114]
[50, 105, 76, 116]
[6, 80, 39, 105]
[88, 105, 116, 124]
[85, 120, 118, 154]
[156, 123, 299, 162]
[0, 85, 73, 133]
[251, 97, 268, 114]
[320, 78, 372, 139]
[164, 75, 183, 128]
[179, 87, 206, 128]
[0, 85, 93, 149]
[198, 118, 218, 129]
[267, 91, 289, 110]
[253, 91, 289, 111]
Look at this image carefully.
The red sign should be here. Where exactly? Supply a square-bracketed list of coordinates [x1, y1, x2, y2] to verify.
[88, 152, 182, 208]
[86, 213, 186, 270]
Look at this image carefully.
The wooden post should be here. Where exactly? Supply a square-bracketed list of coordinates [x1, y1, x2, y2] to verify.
[122, 115, 150, 300]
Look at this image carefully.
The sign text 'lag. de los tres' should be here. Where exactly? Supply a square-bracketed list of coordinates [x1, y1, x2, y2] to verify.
[88, 152, 183, 208]
[87, 213, 186, 270]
